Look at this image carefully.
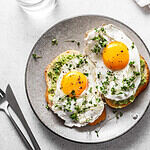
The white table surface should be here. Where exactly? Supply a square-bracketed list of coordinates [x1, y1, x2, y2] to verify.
[0, 0, 150, 149]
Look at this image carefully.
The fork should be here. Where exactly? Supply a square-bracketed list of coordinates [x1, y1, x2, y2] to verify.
[0, 89, 33, 150]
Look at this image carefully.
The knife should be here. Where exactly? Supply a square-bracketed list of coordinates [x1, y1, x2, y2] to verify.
[6, 84, 41, 150]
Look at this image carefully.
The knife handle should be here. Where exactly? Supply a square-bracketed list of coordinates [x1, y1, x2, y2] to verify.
[11, 105, 41, 150]
[5, 108, 33, 150]
[6, 85, 41, 150]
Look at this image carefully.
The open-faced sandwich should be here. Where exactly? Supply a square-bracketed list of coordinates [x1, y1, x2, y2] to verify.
[45, 24, 149, 127]
[45, 50, 106, 127]
[84, 24, 149, 109]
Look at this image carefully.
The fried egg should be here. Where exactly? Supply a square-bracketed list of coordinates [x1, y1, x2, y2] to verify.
[84, 24, 141, 101]
[51, 54, 104, 127]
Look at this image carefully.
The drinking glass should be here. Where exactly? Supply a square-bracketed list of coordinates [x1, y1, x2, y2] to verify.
[17, 0, 56, 11]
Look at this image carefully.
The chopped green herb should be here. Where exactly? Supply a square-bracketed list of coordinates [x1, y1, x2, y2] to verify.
[96, 98, 101, 103]
[70, 113, 78, 121]
[129, 76, 135, 81]
[53, 68, 60, 75]
[116, 112, 119, 119]
[112, 110, 117, 114]
[76, 54, 82, 59]
[100, 86, 107, 94]
[130, 83, 135, 89]
[89, 101, 92, 104]
[84, 73, 89, 77]
[111, 87, 116, 95]
[94, 104, 97, 107]
[48, 88, 54, 94]
[71, 90, 75, 96]
[131, 42, 134, 49]
[69, 64, 72, 68]
[52, 38, 58, 45]
[114, 111, 123, 119]
[101, 27, 105, 32]
[73, 97, 77, 102]
[120, 112, 123, 117]
[121, 86, 129, 91]
[77, 42, 80, 47]
[91, 34, 107, 54]
[107, 71, 113, 76]
[32, 54, 42, 60]
[89, 87, 92, 93]
[129, 61, 135, 67]
[115, 83, 118, 86]
[76, 59, 84, 68]
[102, 80, 109, 86]
[64, 108, 72, 112]
[48, 72, 52, 78]
[55, 104, 59, 108]
[113, 76, 117, 81]
[117, 92, 123, 95]
[64, 40, 80, 47]
[82, 100, 87, 105]
[94, 27, 99, 32]
[133, 71, 140, 76]
[84, 58, 88, 64]
[97, 73, 101, 79]
[75, 105, 81, 113]
[95, 130, 99, 137]
[45, 104, 49, 110]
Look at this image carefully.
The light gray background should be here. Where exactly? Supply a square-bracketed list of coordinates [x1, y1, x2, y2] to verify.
[0, 0, 150, 149]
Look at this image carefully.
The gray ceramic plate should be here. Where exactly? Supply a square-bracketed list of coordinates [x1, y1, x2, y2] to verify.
[25, 15, 150, 143]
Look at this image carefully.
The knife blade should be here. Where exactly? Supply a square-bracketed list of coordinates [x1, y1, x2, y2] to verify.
[6, 84, 41, 150]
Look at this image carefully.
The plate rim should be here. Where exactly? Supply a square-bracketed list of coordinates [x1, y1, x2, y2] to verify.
[25, 14, 150, 144]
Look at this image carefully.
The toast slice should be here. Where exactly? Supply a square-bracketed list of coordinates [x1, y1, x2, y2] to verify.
[45, 50, 106, 126]
[105, 56, 149, 109]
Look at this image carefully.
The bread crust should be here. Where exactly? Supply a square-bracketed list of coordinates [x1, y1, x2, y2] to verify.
[105, 56, 149, 109]
[89, 108, 106, 126]
[45, 50, 106, 126]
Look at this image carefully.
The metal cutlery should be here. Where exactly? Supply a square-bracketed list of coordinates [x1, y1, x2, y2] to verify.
[0, 85, 41, 150]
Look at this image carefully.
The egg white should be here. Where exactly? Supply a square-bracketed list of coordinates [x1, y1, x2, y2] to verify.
[51, 55, 104, 127]
[84, 24, 141, 101]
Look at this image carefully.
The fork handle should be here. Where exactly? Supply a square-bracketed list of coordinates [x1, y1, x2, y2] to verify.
[5, 109, 33, 150]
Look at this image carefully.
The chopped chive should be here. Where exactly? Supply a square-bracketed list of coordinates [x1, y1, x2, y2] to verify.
[45, 104, 49, 110]
[32, 54, 42, 60]
[71, 90, 75, 96]
[131, 42, 134, 49]
[64, 40, 80, 47]
[129, 61, 135, 67]
[48, 72, 52, 78]
[89, 101, 92, 104]
[112, 110, 117, 114]
[111, 87, 116, 95]
[133, 71, 140, 76]
[89, 87, 92, 93]
[95, 130, 99, 137]
[52, 38, 58, 45]
[84, 73, 89, 77]
[94, 104, 97, 107]
[120, 112, 123, 117]
[97, 73, 101, 79]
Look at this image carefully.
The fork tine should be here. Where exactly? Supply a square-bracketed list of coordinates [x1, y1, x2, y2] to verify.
[0, 89, 5, 97]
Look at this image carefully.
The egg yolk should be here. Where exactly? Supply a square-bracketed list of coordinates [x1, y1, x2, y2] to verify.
[102, 41, 129, 70]
[61, 71, 88, 97]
